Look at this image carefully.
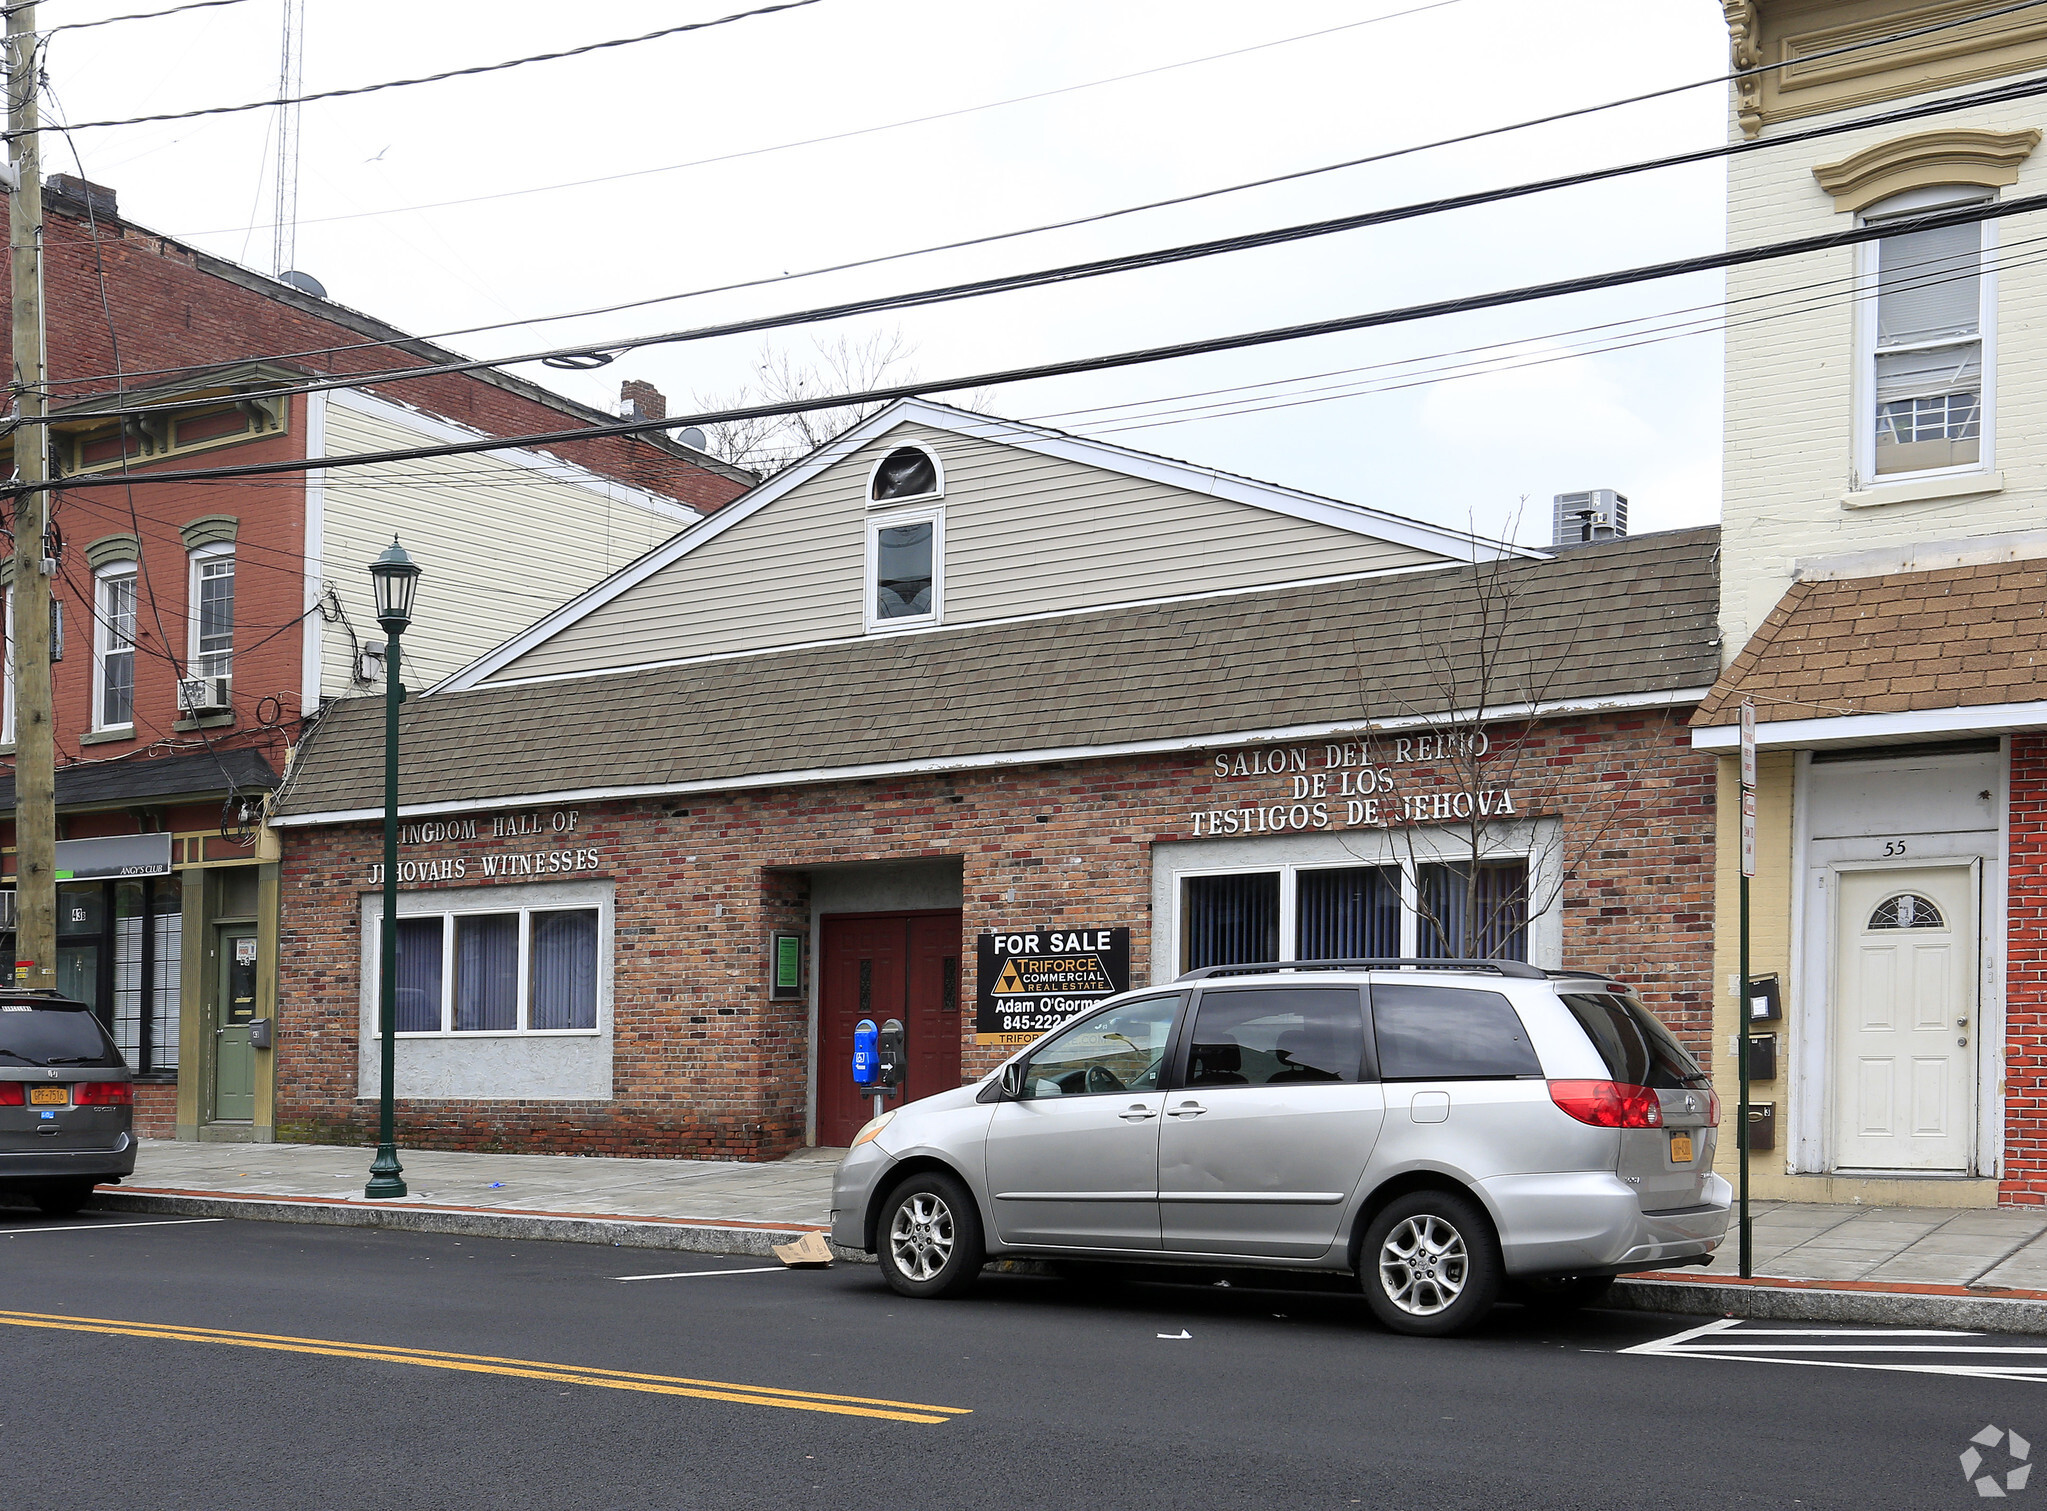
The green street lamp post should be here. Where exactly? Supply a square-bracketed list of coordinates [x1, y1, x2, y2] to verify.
[365, 538, 421, 1200]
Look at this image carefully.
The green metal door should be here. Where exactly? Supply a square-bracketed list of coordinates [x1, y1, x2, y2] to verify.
[213, 928, 258, 1121]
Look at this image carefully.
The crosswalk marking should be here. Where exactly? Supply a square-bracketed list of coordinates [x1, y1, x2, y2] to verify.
[1623, 1318, 2047, 1382]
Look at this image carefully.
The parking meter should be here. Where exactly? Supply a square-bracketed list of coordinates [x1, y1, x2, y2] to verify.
[877, 1018, 906, 1096]
[852, 1018, 878, 1088]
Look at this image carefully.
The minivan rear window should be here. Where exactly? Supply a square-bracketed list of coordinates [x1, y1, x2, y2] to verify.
[1560, 992, 1706, 1089]
[0, 1003, 122, 1068]
[1372, 985, 1542, 1080]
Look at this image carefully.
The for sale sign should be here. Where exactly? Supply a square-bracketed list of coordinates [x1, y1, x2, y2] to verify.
[975, 927, 1131, 1045]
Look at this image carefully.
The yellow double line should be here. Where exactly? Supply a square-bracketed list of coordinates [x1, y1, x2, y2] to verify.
[0, 1308, 969, 1424]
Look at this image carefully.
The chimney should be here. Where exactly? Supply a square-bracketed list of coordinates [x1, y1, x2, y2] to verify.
[1550, 489, 1628, 549]
[619, 380, 666, 423]
[44, 174, 117, 219]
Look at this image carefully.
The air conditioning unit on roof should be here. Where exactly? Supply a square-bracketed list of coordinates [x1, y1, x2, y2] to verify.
[176, 675, 231, 715]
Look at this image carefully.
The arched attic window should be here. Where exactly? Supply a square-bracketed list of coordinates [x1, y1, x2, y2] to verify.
[869, 445, 941, 503]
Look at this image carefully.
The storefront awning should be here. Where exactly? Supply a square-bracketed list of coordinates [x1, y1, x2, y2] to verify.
[1691, 557, 2047, 748]
[0, 745, 278, 813]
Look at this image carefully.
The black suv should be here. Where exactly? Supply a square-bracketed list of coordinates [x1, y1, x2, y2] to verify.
[0, 990, 135, 1216]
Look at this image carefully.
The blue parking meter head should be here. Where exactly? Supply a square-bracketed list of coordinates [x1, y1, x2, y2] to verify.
[852, 1018, 879, 1085]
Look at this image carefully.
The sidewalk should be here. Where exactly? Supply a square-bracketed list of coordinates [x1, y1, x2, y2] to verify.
[57, 1138, 839, 1257]
[23, 1141, 2047, 1332]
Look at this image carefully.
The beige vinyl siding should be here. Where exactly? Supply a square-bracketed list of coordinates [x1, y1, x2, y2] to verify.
[316, 398, 694, 698]
[489, 421, 1445, 684]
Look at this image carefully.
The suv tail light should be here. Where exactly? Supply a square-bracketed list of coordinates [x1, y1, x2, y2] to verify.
[1549, 1079, 1663, 1128]
[0, 1082, 21, 1105]
[73, 1081, 131, 1105]
[1705, 1087, 1721, 1126]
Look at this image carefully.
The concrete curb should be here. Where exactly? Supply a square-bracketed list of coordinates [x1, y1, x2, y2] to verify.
[70, 1188, 864, 1261]
[1611, 1276, 2047, 1335]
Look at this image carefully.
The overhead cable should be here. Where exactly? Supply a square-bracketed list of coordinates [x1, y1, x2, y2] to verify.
[63, 0, 2047, 390]
[37, 63, 2047, 424]
[172, 0, 1473, 241]
[45, 0, 253, 34]
[19, 0, 828, 135]
[15, 189, 2045, 498]
[156, 0, 2047, 243]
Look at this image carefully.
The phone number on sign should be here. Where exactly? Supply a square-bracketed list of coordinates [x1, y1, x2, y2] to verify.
[990, 1005, 1106, 1032]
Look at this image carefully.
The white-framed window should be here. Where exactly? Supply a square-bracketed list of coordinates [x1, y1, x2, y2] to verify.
[188, 544, 234, 680]
[1153, 825, 1564, 983]
[1857, 185, 1995, 484]
[865, 505, 942, 630]
[92, 562, 137, 731]
[384, 901, 604, 1036]
[866, 443, 943, 506]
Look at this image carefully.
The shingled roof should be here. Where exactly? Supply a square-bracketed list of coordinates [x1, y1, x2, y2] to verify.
[1692, 557, 2047, 728]
[274, 526, 1720, 821]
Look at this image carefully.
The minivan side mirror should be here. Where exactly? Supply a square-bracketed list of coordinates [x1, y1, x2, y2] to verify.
[978, 1061, 1028, 1104]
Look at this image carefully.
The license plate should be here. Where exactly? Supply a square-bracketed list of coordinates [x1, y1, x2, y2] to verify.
[1669, 1131, 1694, 1164]
[27, 1085, 67, 1106]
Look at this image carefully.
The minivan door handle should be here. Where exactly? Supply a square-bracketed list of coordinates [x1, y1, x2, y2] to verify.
[1166, 1101, 1206, 1118]
[1118, 1103, 1157, 1122]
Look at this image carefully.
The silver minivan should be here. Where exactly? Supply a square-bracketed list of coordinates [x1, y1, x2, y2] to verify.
[830, 960, 1729, 1336]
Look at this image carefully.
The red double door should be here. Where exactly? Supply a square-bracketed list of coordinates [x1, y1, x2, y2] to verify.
[817, 911, 964, 1147]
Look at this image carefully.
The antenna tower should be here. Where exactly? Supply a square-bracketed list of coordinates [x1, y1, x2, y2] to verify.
[271, 0, 305, 276]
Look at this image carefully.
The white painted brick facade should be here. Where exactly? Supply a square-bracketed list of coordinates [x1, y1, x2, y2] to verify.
[1723, 86, 2047, 661]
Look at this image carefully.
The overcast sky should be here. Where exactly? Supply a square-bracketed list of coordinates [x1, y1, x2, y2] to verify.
[48, 0, 1731, 545]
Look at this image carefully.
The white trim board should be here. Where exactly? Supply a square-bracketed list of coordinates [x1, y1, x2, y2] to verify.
[1693, 702, 2047, 750]
[301, 389, 328, 713]
[428, 398, 1546, 696]
[271, 686, 1710, 828]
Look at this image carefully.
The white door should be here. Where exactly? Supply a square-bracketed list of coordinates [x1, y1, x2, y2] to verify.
[1831, 865, 1977, 1173]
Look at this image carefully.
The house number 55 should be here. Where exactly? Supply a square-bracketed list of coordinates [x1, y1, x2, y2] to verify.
[1883, 841, 1907, 857]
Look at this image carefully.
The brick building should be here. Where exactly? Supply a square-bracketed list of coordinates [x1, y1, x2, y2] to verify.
[0, 175, 752, 1142]
[1697, 1, 2047, 1205]
[265, 401, 1721, 1157]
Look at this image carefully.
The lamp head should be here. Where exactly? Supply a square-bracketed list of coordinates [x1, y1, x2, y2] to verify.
[369, 536, 421, 632]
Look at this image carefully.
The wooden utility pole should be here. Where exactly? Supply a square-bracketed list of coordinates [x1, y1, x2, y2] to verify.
[7, 3, 56, 990]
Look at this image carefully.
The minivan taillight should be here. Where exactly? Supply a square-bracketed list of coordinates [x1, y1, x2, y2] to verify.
[0, 1082, 21, 1105]
[1549, 1079, 1663, 1128]
[73, 1081, 131, 1105]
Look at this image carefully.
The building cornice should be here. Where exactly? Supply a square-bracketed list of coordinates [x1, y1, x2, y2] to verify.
[1725, 0, 2047, 139]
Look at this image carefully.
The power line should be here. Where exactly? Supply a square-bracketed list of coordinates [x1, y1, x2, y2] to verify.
[22, 0, 829, 136]
[176, 0, 1473, 242]
[45, 0, 252, 35]
[37, 61, 2047, 426]
[161, 0, 2047, 245]
[49, 0, 2047, 393]
[15, 189, 2045, 499]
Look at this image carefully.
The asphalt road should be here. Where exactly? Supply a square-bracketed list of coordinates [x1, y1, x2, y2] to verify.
[1, 1210, 2039, 1510]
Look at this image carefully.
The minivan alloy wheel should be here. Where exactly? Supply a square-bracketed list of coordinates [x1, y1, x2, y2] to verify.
[1377, 1214, 1469, 1316]
[889, 1191, 956, 1282]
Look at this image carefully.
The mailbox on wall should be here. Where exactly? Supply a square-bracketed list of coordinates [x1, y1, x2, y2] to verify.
[1746, 1102, 1776, 1152]
[1743, 1033, 1778, 1083]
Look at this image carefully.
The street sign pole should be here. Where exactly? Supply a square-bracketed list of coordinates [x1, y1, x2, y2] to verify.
[1738, 700, 1756, 1280]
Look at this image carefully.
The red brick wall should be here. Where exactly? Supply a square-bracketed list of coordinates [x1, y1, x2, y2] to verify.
[131, 1082, 175, 1139]
[24, 204, 748, 513]
[2005, 733, 2047, 1203]
[273, 712, 1716, 1159]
